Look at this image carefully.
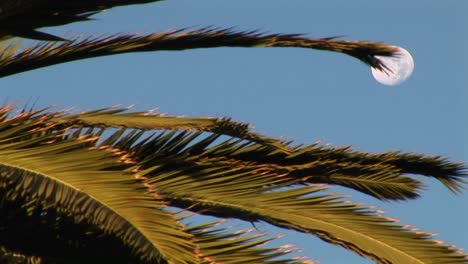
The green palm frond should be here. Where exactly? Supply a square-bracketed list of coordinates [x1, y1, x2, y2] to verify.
[45, 107, 465, 200]
[0, 110, 196, 263]
[50, 106, 268, 143]
[0, 29, 398, 78]
[0, 0, 163, 41]
[150, 175, 466, 264]
[60, 119, 419, 201]
[83, 119, 465, 263]
[176, 136, 466, 196]
[107, 126, 463, 201]
[244, 143, 467, 194]
[6, 105, 464, 200]
[186, 221, 312, 264]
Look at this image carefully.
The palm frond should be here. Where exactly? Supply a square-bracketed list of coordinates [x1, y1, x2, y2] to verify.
[0, 245, 41, 264]
[251, 143, 467, 194]
[107, 128, 461, 201]
[0, 109, 196, 263]
[119, 129, 465, 263]
[1, 106, 466, 262]
[48, 106, 465, 200]
[193, 138, 467, 197]
[186, 220, 313, 264]
[0, 28, 398, 78]
[150, 172, 466, 264]
[26, 106, 467, 199]
[71, 125, 416, 201]
[0, 0, 163, 41]
[49, 106, 269, 143]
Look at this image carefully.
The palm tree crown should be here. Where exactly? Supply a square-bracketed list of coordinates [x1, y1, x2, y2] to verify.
[0, 1, 466, 263]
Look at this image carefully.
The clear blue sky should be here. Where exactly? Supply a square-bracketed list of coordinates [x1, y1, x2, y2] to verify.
[2, 1, 467, 263]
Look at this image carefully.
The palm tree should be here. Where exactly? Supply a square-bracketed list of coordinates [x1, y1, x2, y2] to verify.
[0, 1, 466, 263]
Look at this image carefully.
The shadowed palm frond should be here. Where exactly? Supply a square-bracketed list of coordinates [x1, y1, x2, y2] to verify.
[0, 245, 41, 264]
[0, 0, 163, 41]
[0, 29, 398, 78]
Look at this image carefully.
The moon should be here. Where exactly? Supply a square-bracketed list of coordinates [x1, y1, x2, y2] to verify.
[371, 46, 414, 86]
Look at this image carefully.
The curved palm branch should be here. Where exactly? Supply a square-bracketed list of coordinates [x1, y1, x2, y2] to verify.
[50, 106, 269, 143]
[122, 131, 465, 263]
[0, 0, 395, 76]
[0, 29, 398, 78]
[192, 139, 467, 195]
[51, 107, 465, 201]
[156, 181, 465, 264]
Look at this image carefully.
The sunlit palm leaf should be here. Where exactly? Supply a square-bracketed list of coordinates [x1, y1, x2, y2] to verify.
[0, 110, 196, 263]
[107, 127, 461, 201]
[186, 221, 312, 264]
[0, 29, 398, 78]
[1, 106, 466, 263]
[226, 142, 467, 194]
[148, 171, 466, 264]
[50, 106, 268, 143]
[16, 106, 465, 200]
[96, 128, 417, 201]
[48, 107, 465, 200]
[182, 137, 466, 197]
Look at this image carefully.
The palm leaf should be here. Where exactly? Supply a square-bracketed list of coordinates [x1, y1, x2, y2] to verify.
[0, 110, 196, 263]
[109, 127, 461, 201]
[1, 106, 466, 262]
[115, 128, 465, 262]
[186, 220, 312, 264]
[0, 245, 41, 264]
[50, 106, 267, 143]
[32, 106, 468, 199]
[45, 107, 465, 200]
[148, 171, 466, 264]
[186, 137, 466, 197]
[0, 0, 163, 41]
[0, 29, 398, 78]
[228, 142, 467, 194]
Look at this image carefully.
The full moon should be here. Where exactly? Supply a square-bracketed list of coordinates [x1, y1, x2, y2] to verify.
[371, 46, 414, 86]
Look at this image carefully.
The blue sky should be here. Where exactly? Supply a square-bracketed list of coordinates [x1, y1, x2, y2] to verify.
[2, 1, 467, 263]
